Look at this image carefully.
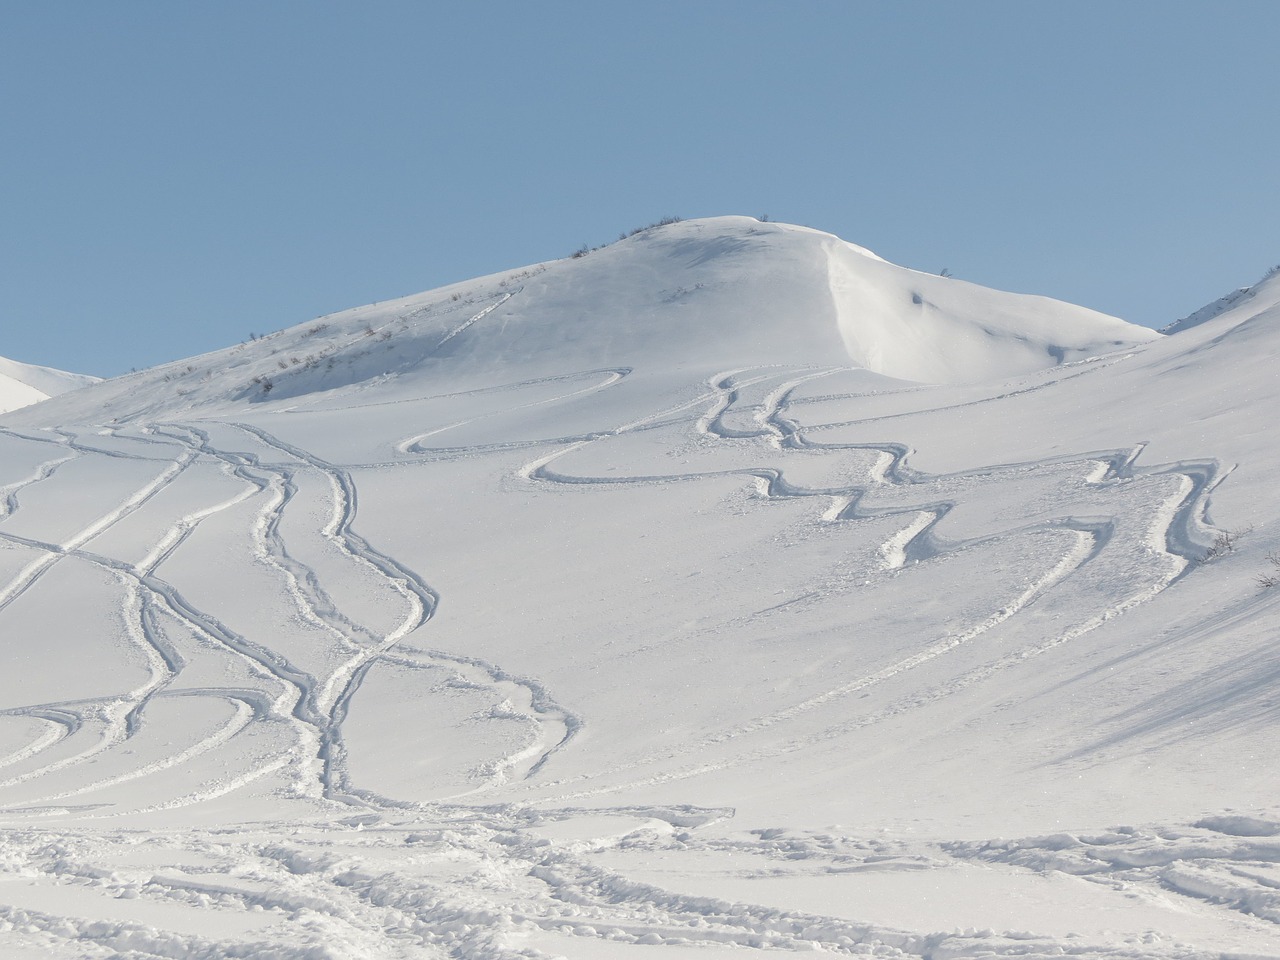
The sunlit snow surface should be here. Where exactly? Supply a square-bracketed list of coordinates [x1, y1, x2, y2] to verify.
[0, 356, 98, 415]
[0, 219, 1278, 958]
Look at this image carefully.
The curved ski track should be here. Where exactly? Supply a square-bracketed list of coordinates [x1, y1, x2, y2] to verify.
[0, 362, 1259, 960]
[478, 366, 1225, 799]
[0, 421, 572, 817]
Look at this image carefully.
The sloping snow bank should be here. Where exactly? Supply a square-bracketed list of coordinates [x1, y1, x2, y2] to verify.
[826, 238, 1158, 382]
[0, 355, 98, 414]
[1162, 265, 1280, 334]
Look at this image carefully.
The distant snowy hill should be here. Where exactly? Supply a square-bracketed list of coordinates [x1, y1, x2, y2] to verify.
[1, 219, 1279, 959]
[1162, 264, 1280, 334]
[12, 217, 1156, 425]
[0, 354, 96, 414]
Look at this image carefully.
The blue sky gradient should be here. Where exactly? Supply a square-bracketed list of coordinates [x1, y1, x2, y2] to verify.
[4, 2, 1277, 376]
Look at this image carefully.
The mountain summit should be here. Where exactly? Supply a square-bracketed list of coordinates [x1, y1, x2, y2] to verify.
[14, 218, 1157, 425]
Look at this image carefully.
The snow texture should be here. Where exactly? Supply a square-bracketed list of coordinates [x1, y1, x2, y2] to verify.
[0, 217, 1277, 958]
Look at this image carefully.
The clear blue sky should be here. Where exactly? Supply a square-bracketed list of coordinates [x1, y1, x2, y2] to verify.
[3, 2, 1277, 377]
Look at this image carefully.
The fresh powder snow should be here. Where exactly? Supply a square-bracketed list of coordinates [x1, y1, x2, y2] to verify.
[0, 217, 1276, 958]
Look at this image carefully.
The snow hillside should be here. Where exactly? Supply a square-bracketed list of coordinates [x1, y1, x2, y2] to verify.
[1162, 263, 1280, 334]
[10, 217, 1156, 426]
[0, 219, 1279, 958]
[0, 354, 97, 414]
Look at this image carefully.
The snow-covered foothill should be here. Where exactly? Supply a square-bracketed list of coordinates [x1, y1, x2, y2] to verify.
[0, 219, 1278, 958]
[0, 354, 97, 414]
[10, 217, 1157, 426]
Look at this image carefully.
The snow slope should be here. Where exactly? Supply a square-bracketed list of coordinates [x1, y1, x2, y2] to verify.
[13, 217, 1156, 426]
[1161, 264, 1279, 334]
[0, 219, 1277, 959]
[0, 354, 96, 414]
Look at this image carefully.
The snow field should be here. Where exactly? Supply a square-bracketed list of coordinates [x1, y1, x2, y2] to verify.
[0, 218, 1276, 955]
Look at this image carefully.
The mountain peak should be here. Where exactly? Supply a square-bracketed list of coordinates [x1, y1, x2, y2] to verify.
[4, 218, 1159, 424]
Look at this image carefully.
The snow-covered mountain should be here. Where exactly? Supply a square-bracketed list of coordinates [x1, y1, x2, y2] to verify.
[0, 218, 1278, 959]
[10, 217, 1155, 425]
[0, 354, 97, 414]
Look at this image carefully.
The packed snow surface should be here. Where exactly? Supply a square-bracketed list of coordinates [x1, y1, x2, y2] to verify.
[0, 218, 1277, 958]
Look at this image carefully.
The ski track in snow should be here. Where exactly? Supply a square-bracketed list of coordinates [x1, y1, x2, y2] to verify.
[0, 437, 78, 523]
[395, 366, 632, 452]
[434, 289, 516, 348]
[0, 420, 575, 820]
[224, 421, 581, 806]
[385, 365, 1233, 815]
[454, 365, 1224, 800]
[0, 365, 1261, 959]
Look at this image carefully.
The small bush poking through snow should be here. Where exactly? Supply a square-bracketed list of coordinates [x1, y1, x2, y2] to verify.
[573, 217, 683, 259]
[1258, 552, 1280, 589]
[1200, 527, 1248, 563]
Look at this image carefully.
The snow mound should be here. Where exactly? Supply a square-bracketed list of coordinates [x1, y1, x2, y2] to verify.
[825, 238, 1158, 381]
[0, 354, 98, 414]
[7, 217, 1157, 425]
